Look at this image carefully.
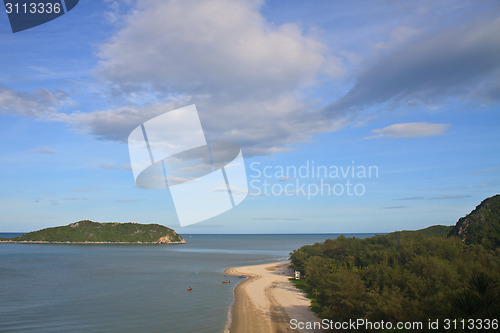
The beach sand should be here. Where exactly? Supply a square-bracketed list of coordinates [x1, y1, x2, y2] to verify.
[224, 261, 322, 333]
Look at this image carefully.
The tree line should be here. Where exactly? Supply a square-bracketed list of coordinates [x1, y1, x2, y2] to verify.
[290, 231, 499, 332]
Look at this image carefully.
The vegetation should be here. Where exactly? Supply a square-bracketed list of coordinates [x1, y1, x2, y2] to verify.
[290, 195, 500, 331]
[289, 277, 322, 314]
[390, 224, 453, 239]
[448, 194, 500, 250]
[7, 220, 184, 244]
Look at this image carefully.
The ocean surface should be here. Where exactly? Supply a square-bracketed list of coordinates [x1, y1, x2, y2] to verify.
[0, 234, 377, 333]
[0, 233, 24, 238]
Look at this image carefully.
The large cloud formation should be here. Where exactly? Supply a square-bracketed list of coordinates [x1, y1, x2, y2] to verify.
[327, 16, 500, 115]
[0, 86, 71, 118]
[90, 1, 500, 155]
[89, 0, 345, 155]
[367, 122, 450, 139]
[3, 1, 500, 156]
[97, 0, 341, 97]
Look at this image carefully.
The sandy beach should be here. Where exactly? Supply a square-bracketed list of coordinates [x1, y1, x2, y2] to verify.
[224, 261, 322, 333]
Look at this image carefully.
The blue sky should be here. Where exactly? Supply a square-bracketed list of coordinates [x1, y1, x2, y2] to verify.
[0, 0, 499, 233]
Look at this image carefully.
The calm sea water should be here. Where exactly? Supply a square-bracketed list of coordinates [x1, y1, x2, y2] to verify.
[0, 233, 24, 238]
[0, 234, 377, 333]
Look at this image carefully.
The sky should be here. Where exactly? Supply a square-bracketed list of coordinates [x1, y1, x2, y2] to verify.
[0, 0, 499, 233]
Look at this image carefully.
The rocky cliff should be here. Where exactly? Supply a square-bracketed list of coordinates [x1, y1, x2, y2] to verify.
[447, 194, 500, 250]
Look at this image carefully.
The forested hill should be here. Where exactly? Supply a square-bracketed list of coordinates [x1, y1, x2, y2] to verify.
[290, 195, 500, 328]
[388, 224, 453, 239]
[0, 220, 185, 244]
[448, 194, 500, 250]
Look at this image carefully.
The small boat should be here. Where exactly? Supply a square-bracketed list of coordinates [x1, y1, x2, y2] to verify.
[238, 275, 246, 278]
[187, 287, 192, 291]
[222, 280, 231, 284]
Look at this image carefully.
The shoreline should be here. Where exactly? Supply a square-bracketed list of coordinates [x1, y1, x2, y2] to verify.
[224, 261, 322, 333]
[0, 240, 186, 245]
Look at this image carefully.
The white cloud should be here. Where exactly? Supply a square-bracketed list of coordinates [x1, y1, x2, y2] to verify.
[0, 86, 72, 118]
[4, 1, 497, 158]
[97, 0, 342, 97]
[103, 0, 135, 24]
[214, 184, 247, 195]
[428, 195, 471, 200]
[197, 96, 348, 155]
[373, 25, 420, 52]
[29, 147, 57, 154]
[80, 3, 499, 155]
[115, 199, 146, 203]
[99, 164, 132, 171]
[85, 0, 347, 155]
[366, 122, 450, 139]
[395, 196, 425, 201]
[55, 88, 347, 156]
[57, 101, 186, 141]
[327, 16, 500, 114]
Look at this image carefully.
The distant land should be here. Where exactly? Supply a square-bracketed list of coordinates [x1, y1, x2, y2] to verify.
[370, 194, 500, 247]
[0, 220, 185, 244]
[388, 224, 453, 238]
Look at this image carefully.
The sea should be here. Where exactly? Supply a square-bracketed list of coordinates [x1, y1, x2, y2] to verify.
[0, 233, 377, 333]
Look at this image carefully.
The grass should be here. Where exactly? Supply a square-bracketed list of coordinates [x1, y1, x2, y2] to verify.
[289, 277, 322, 315]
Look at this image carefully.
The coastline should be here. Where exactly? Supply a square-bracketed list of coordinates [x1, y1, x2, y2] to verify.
[224, 261, 322, 333]
[0, 240, 186, 245]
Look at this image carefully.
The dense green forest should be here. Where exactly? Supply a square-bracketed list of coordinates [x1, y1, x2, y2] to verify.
[0, 220, 185, 243]
[290, 195, 500, 332]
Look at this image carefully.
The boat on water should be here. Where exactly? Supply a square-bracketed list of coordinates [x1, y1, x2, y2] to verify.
[222, 280, 230, 283]
[238, 275, 246, 278]
[187, 287, 192, 291]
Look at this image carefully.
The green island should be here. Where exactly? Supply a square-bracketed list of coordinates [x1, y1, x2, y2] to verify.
[0, 220, 185, 244]
[291, 194, 500, 331]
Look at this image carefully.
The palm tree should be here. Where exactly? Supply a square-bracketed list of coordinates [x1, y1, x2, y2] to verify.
[452, 272, 499, 318]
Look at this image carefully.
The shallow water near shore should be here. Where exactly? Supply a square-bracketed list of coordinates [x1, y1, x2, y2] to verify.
[0, 234, 377, 333]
